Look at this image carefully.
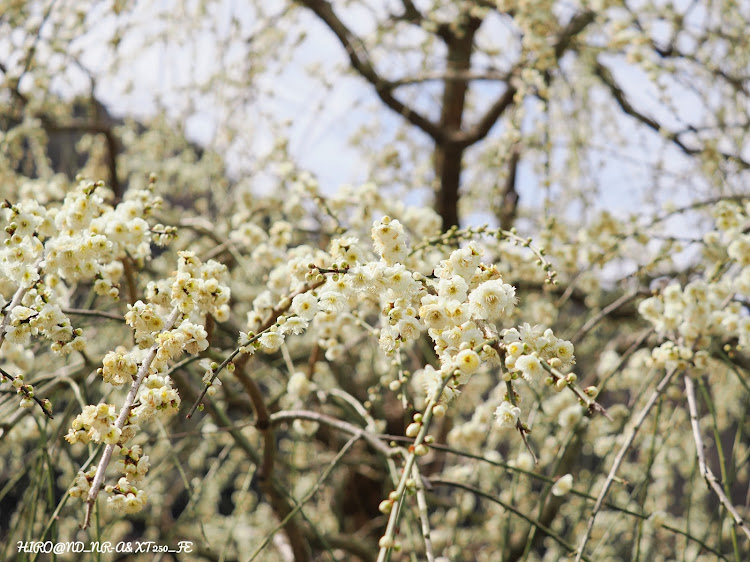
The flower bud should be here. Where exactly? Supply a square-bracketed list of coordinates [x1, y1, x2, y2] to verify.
[414, 444, 429, 456]
[405, 422, 421, 438]
[433, 404, 447, 417]
[379, 536, 395, 549]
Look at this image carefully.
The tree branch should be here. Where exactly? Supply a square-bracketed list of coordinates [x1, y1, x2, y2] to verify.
[594, 61, 698, 157]
[497, 144, 520, 228]
[684, 375, 750, 541]
[574, 365, 681, 561]
[297, 0, 444, 142]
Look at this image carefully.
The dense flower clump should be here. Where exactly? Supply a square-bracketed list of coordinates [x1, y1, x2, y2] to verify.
[1, 166, 748, 560]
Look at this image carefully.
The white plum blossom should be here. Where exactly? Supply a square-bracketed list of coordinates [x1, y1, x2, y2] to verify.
[495, 401, 521, 429]
[468, 279, 517, 320]
[514, 353, 544, 381]
[454, 348, 481, 375]
[551, 474, 574, 496]
[291, 292, 319, 320]
[372, 216, 409, 264]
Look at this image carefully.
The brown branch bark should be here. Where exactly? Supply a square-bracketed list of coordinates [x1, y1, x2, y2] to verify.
[296, 0, 444, 142]
[433, 17, 482, 229]
[595, 59, 750, 169]
[297, 3, 597, 230]
[172, 370, 312, 561]
[497, 144, 520, 228]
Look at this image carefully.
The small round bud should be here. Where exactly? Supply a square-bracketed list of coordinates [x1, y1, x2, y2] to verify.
[414, 444, 429, 456]
[379, 536, 395, 549]
[405, 422, 421, 438]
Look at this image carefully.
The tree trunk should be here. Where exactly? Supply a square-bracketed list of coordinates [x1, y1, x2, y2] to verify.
[434, 20, 480, 230]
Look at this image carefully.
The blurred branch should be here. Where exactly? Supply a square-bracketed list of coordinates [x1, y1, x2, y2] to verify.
[497, 144, 520, 229]
[595, 60, 750, 169]
[270, 409, 396, 458]
[575, 364, 681, 561]
[685, 375, 750, 542]
[430, 478, 592, 561]
[296, 0, 445, 142]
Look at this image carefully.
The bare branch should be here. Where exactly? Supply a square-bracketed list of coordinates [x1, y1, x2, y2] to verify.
[455, 81, 517, 146]
[575, 365, 681, 561]
[594, 61, 697, 156]
[270, 409, 396, 458]
[497, 144, 520, 228]
[458, 10, 595, 147]
[392, 69, 508, 87]
[297, 0, 445, 142]
[684, 375, 750, 541]
[554, 11, 596, 60]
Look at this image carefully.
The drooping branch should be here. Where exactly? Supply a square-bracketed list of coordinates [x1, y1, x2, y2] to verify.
[574, 365, 682, 561]
[684, 375, 750, 542]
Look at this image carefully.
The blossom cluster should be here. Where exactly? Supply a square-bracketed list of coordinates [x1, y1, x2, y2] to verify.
[61, 250, 231, 513]
[0, 178, 164, 356]
[65, 403, 123, 445]
[639, 200, 750, 368]
[241, 215, 576, 436]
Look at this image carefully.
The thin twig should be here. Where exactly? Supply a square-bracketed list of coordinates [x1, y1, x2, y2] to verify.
[574, 365, 681, 561]
[571, 290, 646, 344]
[248, 434, 359, 561]
[270, 409, 395, 458]
[376, 367, 452, 562]
[0, 280, 35, 352]
[0, 366, 53, 419]
[430, 478, 593, 562]
[684, 375, 750, 542]
[62, 308, 125, 322]
[412, 463, 435, 562]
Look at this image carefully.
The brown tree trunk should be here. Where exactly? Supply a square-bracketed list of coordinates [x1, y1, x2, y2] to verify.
[434, 20, 480, 230]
